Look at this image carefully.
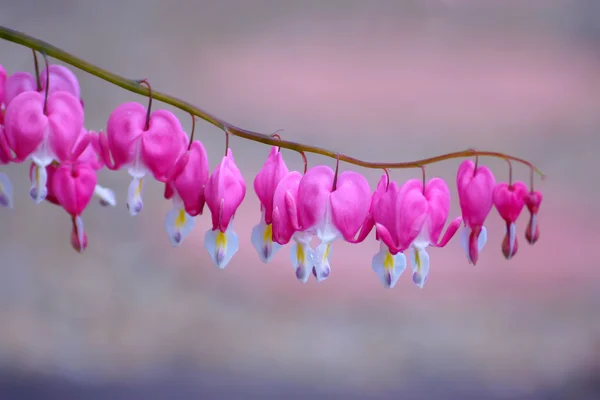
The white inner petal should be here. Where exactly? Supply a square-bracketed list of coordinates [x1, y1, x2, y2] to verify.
[127, 177, 145, 216]
[372, 241, 406, 288]
[164, 202, 196, 247]
[290, 237, 314, 284]
[251, 212, 281, 264]
[204, 222, 239, 269]
[313, 241, 333, 282]
[30, 125, 55, 167]
[0, 172, 14, 208]
[30, 164, 48, 204]
[94, 185, 117, 207]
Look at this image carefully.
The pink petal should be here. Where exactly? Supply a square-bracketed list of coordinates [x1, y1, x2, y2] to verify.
[272, 171, 302, 245]
[3, 91, 47, 161]
[493, 181, 528, 223]
[456, 160, 496, 228]
[330, 171, 372, 242]
[77, 130, 104, 170]
[46, 91, 85, 162]
[52, 162, 97, 216]
[297, 165, 334, 231]
[373, 181, 401, 251]
[170, 140, 210, 217]
[396, 179, 429, 251]
[140, 110, 188, 181]
[253, 146, 289, 224]
[106, 102, 147, 169]
[204, 149, 246, 232]
[350, 173, 389, 244]
[39, 65, 81, 100]
[423, 177, 451, 244]
[3, 71, 36, 107]
[0, 64, 6, 106]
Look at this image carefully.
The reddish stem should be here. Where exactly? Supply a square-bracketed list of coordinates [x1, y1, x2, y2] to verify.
[137, 79, 152, 130]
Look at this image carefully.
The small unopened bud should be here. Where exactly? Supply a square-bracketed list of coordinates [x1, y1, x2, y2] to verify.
[525, 217, 540, 245]
[70, 228, 88, 253]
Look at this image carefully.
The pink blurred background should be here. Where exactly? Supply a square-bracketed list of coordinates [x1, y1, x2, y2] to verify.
[1, 0, 599, 398]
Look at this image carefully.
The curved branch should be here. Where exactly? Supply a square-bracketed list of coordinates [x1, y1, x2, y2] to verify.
[0, 25, 545, 178]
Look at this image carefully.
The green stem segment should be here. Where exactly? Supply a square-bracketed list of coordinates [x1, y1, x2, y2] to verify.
[0, 25, 545, 179]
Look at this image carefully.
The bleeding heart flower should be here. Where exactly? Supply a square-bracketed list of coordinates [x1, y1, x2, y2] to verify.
[456, 160, 496, 265]
[204, 149, 246, 269]
[371, 179, 428, 288]
[52, 160, 98, 253]
[3, 65, 81, 108]
[0, 125, 13, 208]
[99, 102, 188, 216]
[2, 90, 84, 203]
[493, 181, 528, 259]
[524, 190, 543, 245]
[0, 63, 6, 122]
[296, 165, 371, 282]
[270, 170, 314, 283]
[251, 146, 289, 263]
[28, 129, 116, 210]
[163, 140, 210, 247]
[407, 178, 463, 288]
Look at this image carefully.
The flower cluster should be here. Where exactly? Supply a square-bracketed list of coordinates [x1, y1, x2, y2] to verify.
[0, 59, 543, 288]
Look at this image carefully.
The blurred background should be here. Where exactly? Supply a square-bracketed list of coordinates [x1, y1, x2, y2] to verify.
[1, 0, 599, 398]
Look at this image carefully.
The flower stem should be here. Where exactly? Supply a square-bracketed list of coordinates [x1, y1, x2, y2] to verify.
[0, 25, 545, 179]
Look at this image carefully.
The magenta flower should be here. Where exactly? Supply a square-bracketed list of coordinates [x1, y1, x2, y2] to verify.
[2, 90, 84, 203]
[407, 178, 462, 288]
[296, 165, 371, 282]
[493, 181, 528, 259]
[270, 170, 313, 283]
[456, 160, 496, 265]
[0, 63, 6, 121]
[251, 146, 289, 263]
[0, 125, 13, 208]
[163, 140, 210, 247]
[204, 149, 246, 269]
[3, 64, 81, 108]
[372, 179, 428, 288]
[524, 190, 543, 245]
[99, 102, 188, 215]
[52, 160, 98, 253]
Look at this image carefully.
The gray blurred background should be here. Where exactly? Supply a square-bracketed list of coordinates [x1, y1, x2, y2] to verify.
[1, 0, 600, 398]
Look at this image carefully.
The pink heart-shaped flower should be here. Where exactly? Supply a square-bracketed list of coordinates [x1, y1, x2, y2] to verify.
[493, 181, 528, 223]
[330, 171, 372, 242]
[165, 140, 210, 217]
[204, 149, 246, 232]
[3, 90, 83, 162]
[3, 71, 37, 107]
[52, 161, 97, 216]
[105, 102, 188, 179]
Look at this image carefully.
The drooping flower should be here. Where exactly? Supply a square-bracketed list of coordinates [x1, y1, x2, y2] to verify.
[28, 128, 115, 207]
[524, 190, 543, 245]
[163, 140, 210, 247]
[296, 165, 372, 282]
[0, 125, 13, 208]
[98, 102, 188, 215]
[371, 179, 428, 288]
[3, 64, 81, 108]
[251, 146, 289, 263]
[493, 181, 528, 259]
[407, 178, 462, 288]
[271, 170, 313, 283]
[0, 63, 6, 124]
[456, 160, 496, 265]
[2, 90, 84, 203]
[204, 149, 246, 269]
[51, 159, 98, 253]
